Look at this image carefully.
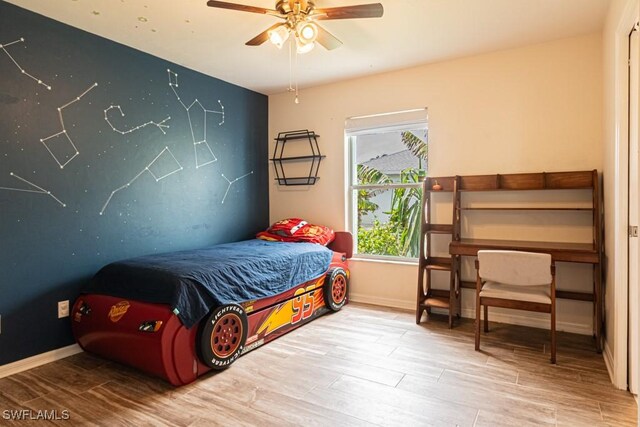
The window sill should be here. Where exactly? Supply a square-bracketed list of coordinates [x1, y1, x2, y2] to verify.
[350, 256, 418, 266]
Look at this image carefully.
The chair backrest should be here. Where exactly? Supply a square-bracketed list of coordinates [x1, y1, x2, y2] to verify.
[477, 250, 552, 286]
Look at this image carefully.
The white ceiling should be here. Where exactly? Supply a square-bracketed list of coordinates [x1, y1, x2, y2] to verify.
[5, 0, 610, 95]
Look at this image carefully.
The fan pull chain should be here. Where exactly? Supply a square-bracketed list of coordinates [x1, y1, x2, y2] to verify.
[286, 37, 300, 104]
[294, 48, 299, 104]
[288, 38, 294, 92]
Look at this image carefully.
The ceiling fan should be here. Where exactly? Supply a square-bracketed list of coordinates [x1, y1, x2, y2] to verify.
[206, 0, 384, 54]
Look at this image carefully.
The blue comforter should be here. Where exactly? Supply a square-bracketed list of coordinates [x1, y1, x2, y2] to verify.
[85, 240, 333, 328]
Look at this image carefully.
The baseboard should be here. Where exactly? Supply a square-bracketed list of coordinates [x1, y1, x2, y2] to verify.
[350, 293, 591, 335]
[603, 339, 629, 390]
[603, 340, 616, 386]
[350, 293, 414, 311]
[0, 344, 82, 379]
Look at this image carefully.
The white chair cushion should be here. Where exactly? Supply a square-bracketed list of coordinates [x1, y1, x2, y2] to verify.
[480, 281, 551, 304]
[478, 250, 552, 286]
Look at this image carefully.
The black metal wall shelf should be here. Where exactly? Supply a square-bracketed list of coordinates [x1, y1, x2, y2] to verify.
[271, 129, 325, 186]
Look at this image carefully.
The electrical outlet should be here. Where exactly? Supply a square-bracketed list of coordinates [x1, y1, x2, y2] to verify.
[58, 300, 69, 318]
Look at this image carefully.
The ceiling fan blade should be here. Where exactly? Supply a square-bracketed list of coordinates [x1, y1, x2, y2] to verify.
[316, 24, 342, 50]
[206, 0, 277, 15]
[246, 23, 284, 46]
[313, 3, 384, 20]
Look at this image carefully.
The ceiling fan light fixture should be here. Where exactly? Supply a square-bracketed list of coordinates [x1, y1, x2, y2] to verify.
[296, 39, 315, 54]
[296, 21, 318, 44]
[268, 25, 290, 49]
[206, 0, 384, 102]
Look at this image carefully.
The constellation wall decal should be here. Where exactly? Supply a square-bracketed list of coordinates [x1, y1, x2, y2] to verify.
[104, 105, 171, 135]
[167, 69, 224, 169]
[0, 37, 51, 90]
[221, 171, 253, 204]
[40, 83, 98, 169]
[0, 172, 66, 207]
[100, 146, 183, 215]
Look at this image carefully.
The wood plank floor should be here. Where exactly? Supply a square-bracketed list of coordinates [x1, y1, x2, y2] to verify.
[0, 303, 636, 426]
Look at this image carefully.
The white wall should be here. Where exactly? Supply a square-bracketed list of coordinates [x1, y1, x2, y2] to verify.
[602, 0, 638, 390]
[269, 34, 603, 333]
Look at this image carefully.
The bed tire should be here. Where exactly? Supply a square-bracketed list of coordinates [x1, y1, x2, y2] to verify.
[198, 304, 248, 370]
[324, 268, 349, 311]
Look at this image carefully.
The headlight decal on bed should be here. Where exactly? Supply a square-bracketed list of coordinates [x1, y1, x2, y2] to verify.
[74, 301, 92, 322]
[139, 320, 163, 332]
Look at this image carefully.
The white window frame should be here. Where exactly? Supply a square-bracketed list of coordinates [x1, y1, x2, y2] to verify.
[346, 117, 428, 262]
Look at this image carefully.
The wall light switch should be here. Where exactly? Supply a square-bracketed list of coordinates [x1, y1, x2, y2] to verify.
[58, 300, 69, 318]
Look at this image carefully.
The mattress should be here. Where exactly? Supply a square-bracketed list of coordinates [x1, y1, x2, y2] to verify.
[83, 239, 333, 327]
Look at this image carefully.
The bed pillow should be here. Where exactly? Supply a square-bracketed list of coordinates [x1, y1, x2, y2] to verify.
[264, 218, 308, 237]
[257, 218, 335, 246]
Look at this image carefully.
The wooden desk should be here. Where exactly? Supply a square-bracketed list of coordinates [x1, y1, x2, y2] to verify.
[449, 238, 602, 351]
[449, 238, 599, 263]
[417, 170, 603, 351]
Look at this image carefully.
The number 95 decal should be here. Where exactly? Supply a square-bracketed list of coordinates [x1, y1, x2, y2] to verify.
[291, 286, 315, 324]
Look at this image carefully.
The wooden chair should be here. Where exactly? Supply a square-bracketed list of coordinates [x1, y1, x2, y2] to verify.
[475, 250, 556, 363]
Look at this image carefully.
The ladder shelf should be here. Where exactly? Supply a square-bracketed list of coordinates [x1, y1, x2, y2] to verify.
[416, 176, 461, 328]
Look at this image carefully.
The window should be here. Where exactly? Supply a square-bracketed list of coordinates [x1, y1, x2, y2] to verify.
[346, 109, 428, 260]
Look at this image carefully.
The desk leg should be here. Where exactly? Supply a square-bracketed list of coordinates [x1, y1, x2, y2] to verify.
[594, 263, 603, 353]
[416, 264, 426, 324]
[448, 255, 461, 328]
[455, 255, 462, 320]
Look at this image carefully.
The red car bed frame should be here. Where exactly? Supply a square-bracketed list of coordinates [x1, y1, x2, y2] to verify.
[72, 232, 352, 386]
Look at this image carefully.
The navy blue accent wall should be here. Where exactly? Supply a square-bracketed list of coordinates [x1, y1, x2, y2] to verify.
[0, 2, 269, 364]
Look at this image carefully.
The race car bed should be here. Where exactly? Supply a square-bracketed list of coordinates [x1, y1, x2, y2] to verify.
[72, 231, 352, 386]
